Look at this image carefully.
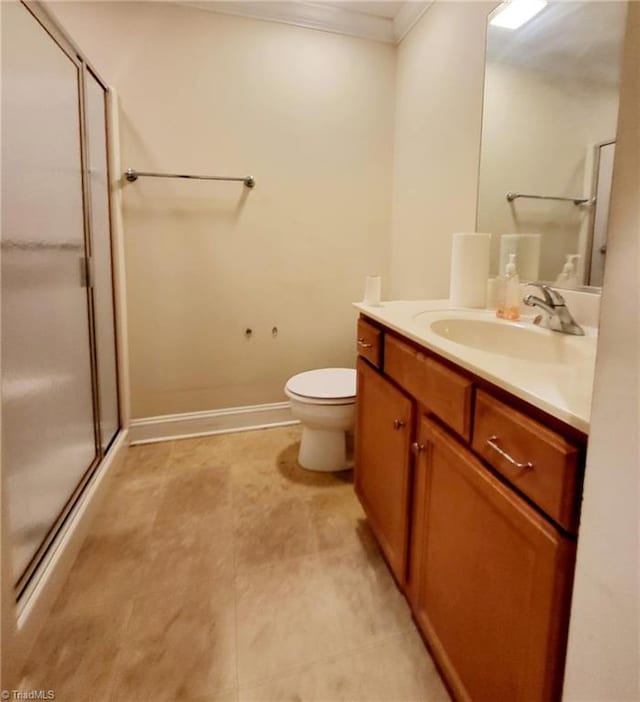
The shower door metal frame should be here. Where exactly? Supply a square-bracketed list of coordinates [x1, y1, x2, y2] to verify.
[84, 62, 123, 455]
[9, 1, 122, 600]
[582, 139, 616, 287]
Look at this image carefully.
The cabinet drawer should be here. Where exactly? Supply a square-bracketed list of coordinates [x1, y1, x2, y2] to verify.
[385, 335, 473, 441]
[472, 390, 582, 532]
[356, 318, 382, 368]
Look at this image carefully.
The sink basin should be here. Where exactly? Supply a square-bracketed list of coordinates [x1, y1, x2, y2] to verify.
[427, 317, 585, 364]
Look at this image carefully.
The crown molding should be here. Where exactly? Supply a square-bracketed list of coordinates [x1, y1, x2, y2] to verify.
[182, 1, 393, 43]
[393, 1, 433, 43]
[180, 1, 433, 45]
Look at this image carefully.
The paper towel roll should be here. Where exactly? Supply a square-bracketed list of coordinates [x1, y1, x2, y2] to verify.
[499, 234, 541, 282]
[449, 233, 491, 308]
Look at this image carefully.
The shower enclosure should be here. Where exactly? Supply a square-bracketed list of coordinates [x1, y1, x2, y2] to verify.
[1, 1, 120, 596]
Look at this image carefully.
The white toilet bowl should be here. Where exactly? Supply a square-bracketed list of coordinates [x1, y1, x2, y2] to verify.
[285, 368, 356, 472]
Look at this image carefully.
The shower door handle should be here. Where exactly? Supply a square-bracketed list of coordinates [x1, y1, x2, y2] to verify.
[79, 256, 94, 288]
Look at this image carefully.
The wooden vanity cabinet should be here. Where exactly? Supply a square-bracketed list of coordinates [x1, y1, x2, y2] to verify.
[355, 357, 414, 585]
[354, 315, 585, 702]
[412, 416, 575, 702]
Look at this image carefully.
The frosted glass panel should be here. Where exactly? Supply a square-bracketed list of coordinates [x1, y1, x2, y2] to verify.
[85, 70, 120, 450]
[1, 2, 97, 581]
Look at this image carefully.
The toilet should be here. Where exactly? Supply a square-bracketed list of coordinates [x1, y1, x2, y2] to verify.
[285, 368, 357, 472]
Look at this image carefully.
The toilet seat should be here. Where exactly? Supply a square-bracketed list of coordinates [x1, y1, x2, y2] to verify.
[285, 368, 356, 405]
[286, 388, 355, 406]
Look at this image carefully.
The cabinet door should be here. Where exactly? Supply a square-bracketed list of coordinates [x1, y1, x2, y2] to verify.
[355, 358, 413, 585]
[413, 416, 575, 702]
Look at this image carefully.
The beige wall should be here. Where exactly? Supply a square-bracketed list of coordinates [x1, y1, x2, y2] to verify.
[563, 3, 639, 699]
[389, 2, 493, 300]
[48, 0, 494, 415]
[478, 62, 619, 280]
[46, 1, 395, 418]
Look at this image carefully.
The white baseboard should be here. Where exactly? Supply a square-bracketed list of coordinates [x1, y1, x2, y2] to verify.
[129, 401, 298, 445]
[10, 429, 129, 680]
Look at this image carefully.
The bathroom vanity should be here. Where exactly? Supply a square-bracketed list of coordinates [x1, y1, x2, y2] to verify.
[353, 301, 595, 702]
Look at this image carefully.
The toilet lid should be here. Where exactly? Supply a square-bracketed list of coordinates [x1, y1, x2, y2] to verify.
[286, 368, 356, 400]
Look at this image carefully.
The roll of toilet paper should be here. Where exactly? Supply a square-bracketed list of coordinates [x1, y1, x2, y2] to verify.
[449, 233, 491, 308]
[363, 275, 382, 306]
[499, 234, 541, 282]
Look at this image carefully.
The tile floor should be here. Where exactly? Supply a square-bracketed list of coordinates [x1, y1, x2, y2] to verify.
[19, 426, 450, 702]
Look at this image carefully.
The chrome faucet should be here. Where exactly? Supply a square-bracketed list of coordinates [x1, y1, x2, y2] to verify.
[523, 284, 585, 336]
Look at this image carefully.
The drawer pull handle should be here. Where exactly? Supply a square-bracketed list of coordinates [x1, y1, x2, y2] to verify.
[411, 442, 424, 455]
[487, 436, 533, 471]
[393, 419, 406, 430]
[357, 338, 373, 349]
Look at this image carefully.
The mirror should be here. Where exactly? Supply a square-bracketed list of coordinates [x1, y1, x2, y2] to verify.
[477, 1, 628, 289]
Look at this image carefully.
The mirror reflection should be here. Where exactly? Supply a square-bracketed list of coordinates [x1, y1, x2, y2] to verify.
[477, 1, 628, 289]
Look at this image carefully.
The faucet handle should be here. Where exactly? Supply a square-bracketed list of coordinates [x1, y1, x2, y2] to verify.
[525, 283, 565, 306]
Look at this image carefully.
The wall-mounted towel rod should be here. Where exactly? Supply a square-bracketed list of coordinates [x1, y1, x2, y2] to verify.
[506, 192, 590, 206]
[125, 168, 255, 189]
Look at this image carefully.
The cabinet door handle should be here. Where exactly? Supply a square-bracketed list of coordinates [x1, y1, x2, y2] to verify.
[393, 419, 406, 430]
[357, 337, 373, 349]
[486, 436, 533, 471]
[411, 442, 424, 455]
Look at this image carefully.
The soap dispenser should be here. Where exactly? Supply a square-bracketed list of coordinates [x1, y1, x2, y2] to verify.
[496, 253, 520, 320]
[555, 254, 579, 289]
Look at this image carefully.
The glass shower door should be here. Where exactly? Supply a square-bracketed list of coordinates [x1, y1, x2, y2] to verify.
[1, 2, 98, 583]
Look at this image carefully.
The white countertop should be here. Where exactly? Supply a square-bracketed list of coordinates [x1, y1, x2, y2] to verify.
[354, 300, 597, 433]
